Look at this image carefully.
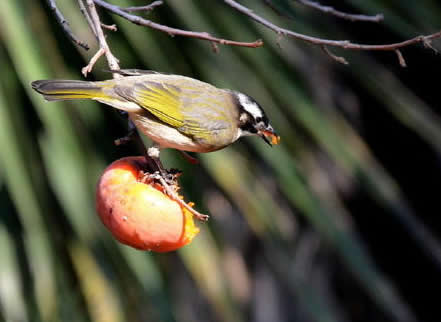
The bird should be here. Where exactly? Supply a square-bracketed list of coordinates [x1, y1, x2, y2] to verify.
[31, 69, 280, 170]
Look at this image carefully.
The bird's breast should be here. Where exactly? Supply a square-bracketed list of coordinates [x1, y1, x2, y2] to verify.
[129, 112, 237, 152]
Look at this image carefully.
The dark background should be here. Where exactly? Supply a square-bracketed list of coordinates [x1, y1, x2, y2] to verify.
[1, 0, 441, 321]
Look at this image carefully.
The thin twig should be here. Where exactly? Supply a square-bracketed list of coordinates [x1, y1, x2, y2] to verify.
[93, 0, 263, 48]
[296, 0, 384, 23]
[47, 0, 89, 50]
[123, 0, 163, 12]
[395, 49, 407, 67]
[77, 0, 97, 37]
[101, 23, 117, 31]
[83, 0, 120, 77]
[224, 0, 441, 65]
[82, 47, 105, 76]
[321, 45, 348, 65]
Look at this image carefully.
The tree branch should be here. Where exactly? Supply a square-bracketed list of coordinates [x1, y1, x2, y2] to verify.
[225, 0, 441, 65]
[81, 0, 120, 77]
[321, 45, 348, 65]
[101, 22, 117, 31]
[395, 49, 407, 67]
[47, 0, 89, 50]
[123, 0, 164, 12]
[93, 0, 263, 48]
[296, 0, 384, 23]
[77, 0, 96, 37]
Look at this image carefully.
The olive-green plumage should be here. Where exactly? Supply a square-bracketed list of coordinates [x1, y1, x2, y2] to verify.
[31, 70, 278, 153]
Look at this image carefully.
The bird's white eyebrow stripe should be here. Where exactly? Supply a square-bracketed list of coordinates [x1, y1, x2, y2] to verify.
[237, 93, 263, 118]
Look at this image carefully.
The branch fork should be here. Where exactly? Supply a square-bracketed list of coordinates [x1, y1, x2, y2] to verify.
[225, 0, 441, 65]
[80, 0, 120, 77]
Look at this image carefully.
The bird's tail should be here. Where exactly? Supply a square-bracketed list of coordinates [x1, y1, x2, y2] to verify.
[31, 80, 105, 101]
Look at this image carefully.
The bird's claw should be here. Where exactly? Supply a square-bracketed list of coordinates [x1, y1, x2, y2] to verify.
[140, 169, 209, 222]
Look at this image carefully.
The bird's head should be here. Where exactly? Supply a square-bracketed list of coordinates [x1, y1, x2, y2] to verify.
[235, 92, 280, 146]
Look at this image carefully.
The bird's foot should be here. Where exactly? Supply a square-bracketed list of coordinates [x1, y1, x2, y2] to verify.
[141, 170, 209, 222]
[114, 122, 136, 146]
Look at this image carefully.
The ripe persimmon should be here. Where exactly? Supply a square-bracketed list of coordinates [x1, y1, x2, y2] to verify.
[96, 157, 199, 252]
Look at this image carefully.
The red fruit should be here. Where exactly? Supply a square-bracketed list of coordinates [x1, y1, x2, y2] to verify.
[96, 157, 199, 252]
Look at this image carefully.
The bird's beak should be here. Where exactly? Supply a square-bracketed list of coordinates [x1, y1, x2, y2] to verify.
[259, 127, 280, 147]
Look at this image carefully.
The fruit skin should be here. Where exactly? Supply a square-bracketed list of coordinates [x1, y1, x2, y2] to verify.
[96, 157, 199, 252]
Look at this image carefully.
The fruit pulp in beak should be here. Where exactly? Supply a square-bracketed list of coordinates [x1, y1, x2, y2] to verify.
[262, 130, 281, 146]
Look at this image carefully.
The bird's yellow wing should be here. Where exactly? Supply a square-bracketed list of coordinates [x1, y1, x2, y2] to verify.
[115, 81, 185, 129]
[114, 81, 215, 137]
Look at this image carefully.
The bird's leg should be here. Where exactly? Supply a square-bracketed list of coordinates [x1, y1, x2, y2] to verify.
[146, 145, 166, 175]
[143, 171, 209, 222]
[145, 145, 181, 185]
[114, 126, 179, 183]
[115, 131, 207, 220]
[114, 128, 136, 146]
[141, 147, 209, 221]
[114, 118, 136, 146]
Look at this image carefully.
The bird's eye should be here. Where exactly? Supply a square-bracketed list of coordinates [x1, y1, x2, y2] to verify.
[256, 117, 262, 123]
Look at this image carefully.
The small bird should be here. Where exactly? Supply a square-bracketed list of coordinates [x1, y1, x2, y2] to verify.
[31, 69, 280, 165]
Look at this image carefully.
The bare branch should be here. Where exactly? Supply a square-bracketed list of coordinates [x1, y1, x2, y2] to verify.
[224, 0, 441, 64]
[123, 1, 163, 12]
[101, 23, 117, 31]
[77, 0, 97, 37]
[82, 47, 105, 76]
[47, 0, 89, 50]
[83, 0, 121, 77]
[93, 0, 263, 48]
[422, 38, 438, 53]
[395, 49, 407, 67]
[296, 0, 384, 23]
[321, 45, 348, 65]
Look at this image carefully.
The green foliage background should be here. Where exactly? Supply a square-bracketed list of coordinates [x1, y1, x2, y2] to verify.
[0, 1, 440, 321]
